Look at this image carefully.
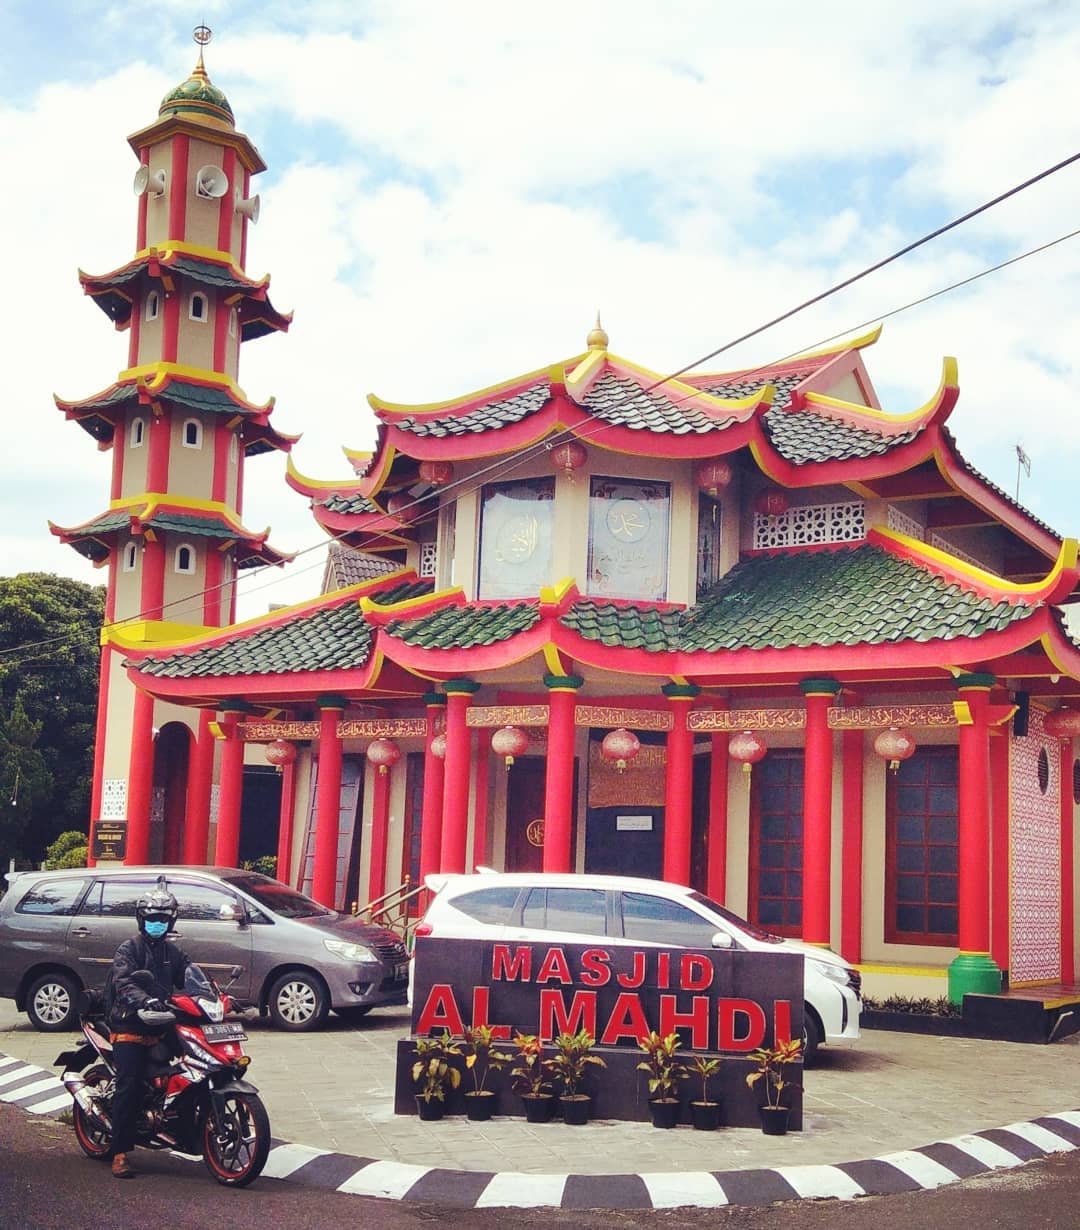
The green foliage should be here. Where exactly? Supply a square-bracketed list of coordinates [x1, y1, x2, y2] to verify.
[546, 1028, 606, 1098]
[510, 1032, 552, 1097]
[863, 995, 961, 1018]
[411, 1034, 463, 1103]
[687, 1055, 723, 1104]
[242, 855, 278, 879]
[42, 830, 88, 869]
[745, 1038, 803, 1110]
[462, 1024, 513, 1094]
[635, 1030, 686, 1100]
[0, 573, 104, 867]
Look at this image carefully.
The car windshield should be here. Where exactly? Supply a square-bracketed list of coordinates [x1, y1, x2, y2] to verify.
[222, 873, 333, 919]
[687, 891, 785, 945]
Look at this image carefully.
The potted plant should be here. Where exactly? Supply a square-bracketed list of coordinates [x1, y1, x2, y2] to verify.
[510, 1032, 555, 1123]
[462, 1024, 512, 1121]
[636, 1031, 686, 1129]
[745, 1037, 802, 1135]
[687, 1055, 723, 1131]
[547, 1029, 606, 1125]
[411, 1033, 463, 1121]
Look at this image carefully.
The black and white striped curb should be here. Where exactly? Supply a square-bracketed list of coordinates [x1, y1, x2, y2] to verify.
[4, 1050, 1078, 1208]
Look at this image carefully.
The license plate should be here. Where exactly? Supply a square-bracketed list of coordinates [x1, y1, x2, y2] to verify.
[203, 1022, 247, 1043]
[393, 962, 409, 981]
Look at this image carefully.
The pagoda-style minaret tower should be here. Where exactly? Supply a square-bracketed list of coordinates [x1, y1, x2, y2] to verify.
[51, 28, 294, 868]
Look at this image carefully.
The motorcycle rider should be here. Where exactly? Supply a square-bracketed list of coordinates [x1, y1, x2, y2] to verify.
[107, 885, 193, 1179]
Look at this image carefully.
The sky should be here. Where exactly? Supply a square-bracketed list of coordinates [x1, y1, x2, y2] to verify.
[3, 1, 1080, 620]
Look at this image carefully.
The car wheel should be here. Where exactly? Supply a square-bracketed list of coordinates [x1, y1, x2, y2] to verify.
[267, 971, 329, 1032]
[803, 1006, 823, 1064]
[26, 972, 80, 1032]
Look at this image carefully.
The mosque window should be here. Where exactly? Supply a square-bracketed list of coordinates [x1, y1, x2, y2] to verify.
[122, 542, 138, 572]
[130, 417, 146, 448]
[182, 419, 203, 449]
[145, 291, 160, 322]
[478, 477, 554, 600]
[587, 477, 670, 602]
[175, 543, 196, 574]
[189, 292, 208, 322]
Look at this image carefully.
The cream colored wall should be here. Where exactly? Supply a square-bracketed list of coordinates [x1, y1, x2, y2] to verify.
[113, 544, 143, 616]
[137, 308, 165, 370]
[177, 298, 215, 371]
[142, 146, 172, 250]
[288, 748, 315, 887]
[102, 649, 139, 780]
[159, 534, 209, 625]
[823, 371, 868, 406]
[186, 137, 231, 251]
[168, 415, 213, 500]
[120, 414, 150, 497]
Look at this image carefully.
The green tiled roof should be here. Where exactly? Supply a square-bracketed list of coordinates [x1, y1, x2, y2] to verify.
[135, 580, 431, 679]
[317, 493, 381, 515]
[385, 601, 541, 649]
[171, 256, 259, 292]
[562, 545, 1037, 655]
[393, 383, 550, 438]
[582, 373, 739, 435]
[68, 380, 255, 418]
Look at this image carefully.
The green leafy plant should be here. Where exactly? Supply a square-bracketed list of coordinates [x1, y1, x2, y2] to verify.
[510, 1032, 552, 1097]
[547, 1028, 606, 1099]
[745, 1038, 802, 1110]
[462, 1024, 512, 1095]
[42, 830, 88, 870]
[635, 1031, 686, 1101]
[241, 855, 278, 878]
[688, 1055, 723, 1105]
[411, 1034, 463, 1104]
[863, 995, 961, 1018]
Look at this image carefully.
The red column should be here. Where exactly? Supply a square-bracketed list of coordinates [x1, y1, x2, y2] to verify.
[312, 697, 346, 907]
[368, 762, 391, 905]
[543, 675, 583, 873]
[800, 679, 840, 947]
[989, 728, 1010, 972]
[662, 684, 699, 885]
[184, 709, 215, 864]
[140, 537, 165, 620]
[418, 694, 446, 889]
[214, 708, 246, 868]
[276, 758, 298, 887]
[168, 135, 189, 243]
[1061, 738, 1075, 983]
[125, 688, 155, 864]
[203, 547, 223, 626]
[440, 681, 479, 873]
[840, 729, 864, 964]
[958, 678, 993, 954]
[707, 728, 729, 901]
[146, 414, 170, 494]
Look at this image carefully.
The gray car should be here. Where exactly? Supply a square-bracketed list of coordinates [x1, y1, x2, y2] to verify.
[0, 865, 410, 1032]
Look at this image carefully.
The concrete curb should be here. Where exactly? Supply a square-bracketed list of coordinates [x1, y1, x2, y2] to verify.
[4, 1050, 1078, 1209]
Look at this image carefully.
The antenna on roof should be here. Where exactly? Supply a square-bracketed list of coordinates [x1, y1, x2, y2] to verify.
[1015, 443, 1031, 501]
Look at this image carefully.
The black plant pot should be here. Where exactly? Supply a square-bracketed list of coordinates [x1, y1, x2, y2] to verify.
[690, 1100, 721, 1131]
[522, 1094, 555, 1124]
[416, 1095, 445, 1122]
[759, 1105, 791, 1136]
[648, 1098, 680, 1129]
[560, 1094, 591, 1125]
[465, 1091, 495, 1121]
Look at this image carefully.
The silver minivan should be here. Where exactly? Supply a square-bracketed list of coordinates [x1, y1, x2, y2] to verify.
[0, 865, 410, 1032]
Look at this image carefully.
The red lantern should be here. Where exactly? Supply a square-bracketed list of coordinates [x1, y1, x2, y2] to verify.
[753, 487, 790, 518]
[695, 459, 733, 498]
[874, 726, 917, 772]
[491, 724, 529, 768]
[264, 738, 296, 771]
[729, 729, 767, 776]
[551, 439, 588, 481]
[366, 737, 401, 775]
[430, 732, 447, 760]
[600, 727, 641, 772]
[418, 459, 454, 487]
[1043, 708, 1080, 740]
[386, 490, 412, 517]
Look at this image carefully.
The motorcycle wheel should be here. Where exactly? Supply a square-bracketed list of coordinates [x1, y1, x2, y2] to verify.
[72, 1066, 113, 1160]
[202, 1092, 270, 1187]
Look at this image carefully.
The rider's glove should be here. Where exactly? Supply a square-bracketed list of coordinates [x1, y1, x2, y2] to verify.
[142, 998, 167, 1012]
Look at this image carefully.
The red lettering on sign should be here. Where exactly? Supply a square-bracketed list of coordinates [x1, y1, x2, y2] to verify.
[659, 994, 710, 1051]
[539, 989, 597, 1040]
[774, 998, 792, 1044]
[679, 953, 713, 992]
[537, 947, 572, 984]
[616, 951, 646, 989]
[415, 984, 465, 1037]
[579, 948, 612, 987]
[657, 952, 671, 989]
[599, 993, 651, 1045]
[491, 944, 531, 982]
[471, 986, 512, 1039]
[717, 999, 766, 1051]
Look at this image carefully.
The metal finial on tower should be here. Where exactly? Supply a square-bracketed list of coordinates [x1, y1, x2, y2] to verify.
[587, 312, 609, 351]
[192, 24, 212, 78]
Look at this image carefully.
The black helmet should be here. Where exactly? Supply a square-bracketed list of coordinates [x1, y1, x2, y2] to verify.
[136, 886, 177, 937]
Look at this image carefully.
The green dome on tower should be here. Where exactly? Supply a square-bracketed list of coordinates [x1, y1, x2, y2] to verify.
[159, 52, 234, 127]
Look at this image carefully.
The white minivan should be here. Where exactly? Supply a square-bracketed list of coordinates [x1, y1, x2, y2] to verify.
[417, 871, 860, 1058]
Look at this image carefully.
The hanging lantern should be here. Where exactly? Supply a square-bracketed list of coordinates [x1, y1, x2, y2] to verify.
[491, 724, 529, 769]
[385, 490, 412, 517]
[753, 487, 790, 518]
[430, 732, 448, 760]
[729, 729, 767, 776]
[873, 726, 917, 772]
[600, 727, 641, 773]
[1043, 708, 1080, 740]
[418, 459, 454, 487]
[366, 737, 401, 776]
[695, 458, 733, 499]
[550, 439, 588, 481]
[264, 738, 297, 772]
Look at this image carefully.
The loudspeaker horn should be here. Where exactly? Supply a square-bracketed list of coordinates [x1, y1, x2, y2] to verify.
[236, 194, 260, 224]
[194, 164, 229, 199]
[133, 166, 167, 197]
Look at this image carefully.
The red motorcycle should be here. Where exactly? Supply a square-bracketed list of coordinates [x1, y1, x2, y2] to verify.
[55, 964, 270, 1187]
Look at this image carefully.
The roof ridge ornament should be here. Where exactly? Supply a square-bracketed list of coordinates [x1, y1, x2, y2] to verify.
[193, 24, 212, 82]
[587, 312, 609, 351]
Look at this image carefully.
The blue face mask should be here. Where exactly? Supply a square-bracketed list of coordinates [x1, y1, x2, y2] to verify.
[144, 920, 169, 939]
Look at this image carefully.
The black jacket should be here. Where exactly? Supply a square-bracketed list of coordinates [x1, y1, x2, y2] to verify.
[108, 934, 193, 1031]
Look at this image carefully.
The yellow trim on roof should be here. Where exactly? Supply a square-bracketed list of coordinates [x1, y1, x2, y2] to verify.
[612, 353, 773, 413]
[102, 619, 212, 648]
[285, 453, 373, 494]
[783, 323, 883, 363]
[359, 582, 459, 615]
[132, 240, 269, 285]
[801, 356, 956, 426]
[368, 359, 573, 417]
[539, 577, 577, 606]
[119, 360, 260, 407]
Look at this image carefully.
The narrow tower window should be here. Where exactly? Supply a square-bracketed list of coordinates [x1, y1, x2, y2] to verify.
[182, 418, 203, 449]
[228, 307, 238, 338]
[189, 292, 208, 322]
[130, 417, 146, 448]
[175, 543, 196, 575]
[122, 542, 138, 572]
[145, 291, 160, 322]
[229, 433, 239, 463]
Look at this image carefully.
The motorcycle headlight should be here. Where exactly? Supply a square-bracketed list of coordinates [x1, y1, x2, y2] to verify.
[809, 958, 852, 987]
[196, 996, 224, 1023]
[324, 939, 378, 964]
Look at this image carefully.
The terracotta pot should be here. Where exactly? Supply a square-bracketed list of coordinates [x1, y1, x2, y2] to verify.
[690, 1100, 721, 1131]
[416, 1095, 445, 1122]
[759, 1105, 790, 1135]
[648, 1098, 680, 1129]
[521, 1094, 555, 1124]
[465, 1091, 495, 1122]
[560, 1094, 591, 1125]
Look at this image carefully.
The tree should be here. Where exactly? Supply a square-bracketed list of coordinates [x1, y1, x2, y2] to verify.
[0, 573, 104, 867]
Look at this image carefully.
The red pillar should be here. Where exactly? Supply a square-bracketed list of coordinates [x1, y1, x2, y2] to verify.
[989, 728, 1010, 973]
[707, 727, 729, 902]
[368, 762, 391, 905]
[214, 708, 247, 868]
[184, 709, 215, 864]
[440, 681, 479, 873]
[800, 679, 840, 947]
[840, 729, 864, 964]
[276, 758, 297, 887]
[543, 675, 583, 872]
[662, 684, 699, 885]
[312, 696, 346, 907]
[1061, 738, 1075, 984]
[125, 688, 155, 865]
[140, 537, 165, 620]
[418, 693, 446, 890]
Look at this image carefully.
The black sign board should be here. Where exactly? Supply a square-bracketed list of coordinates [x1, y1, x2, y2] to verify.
[91, 820, 126, 862]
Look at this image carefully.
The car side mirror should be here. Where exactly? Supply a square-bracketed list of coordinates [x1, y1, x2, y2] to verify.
[218, 902, 245, 923]
[710, 930, 734, 949]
